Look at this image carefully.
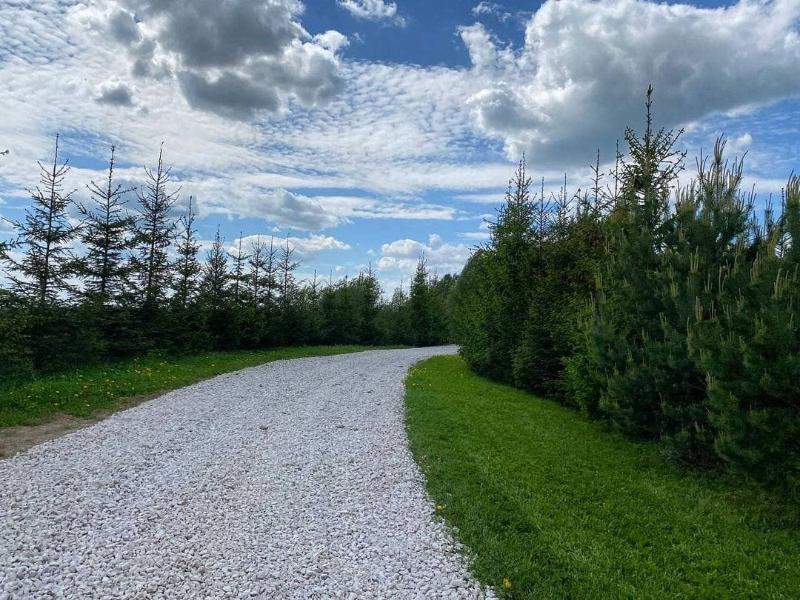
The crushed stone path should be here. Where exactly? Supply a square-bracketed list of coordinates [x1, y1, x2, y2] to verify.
[0, 347, 494, 599]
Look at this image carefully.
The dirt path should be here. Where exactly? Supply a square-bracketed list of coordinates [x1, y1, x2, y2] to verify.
[0, 394, 162, 459]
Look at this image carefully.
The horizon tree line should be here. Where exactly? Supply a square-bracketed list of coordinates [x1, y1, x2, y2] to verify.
[0, 136, 456, 380]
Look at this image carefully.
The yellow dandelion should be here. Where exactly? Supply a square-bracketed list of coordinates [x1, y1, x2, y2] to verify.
[503, 579, 512, 590]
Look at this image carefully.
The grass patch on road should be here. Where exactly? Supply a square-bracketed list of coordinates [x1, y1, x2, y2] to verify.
[0, 345, 383, 427]
[405, 356, 800, 599]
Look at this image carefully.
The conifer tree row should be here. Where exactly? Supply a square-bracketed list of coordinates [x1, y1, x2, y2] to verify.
[452, 89, 800, 494]
[0, 137, 456, 380]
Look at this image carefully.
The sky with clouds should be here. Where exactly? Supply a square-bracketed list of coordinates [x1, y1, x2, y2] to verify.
[1, 0, 798, 292]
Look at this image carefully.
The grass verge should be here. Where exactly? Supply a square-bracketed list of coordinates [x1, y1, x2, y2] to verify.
[405, 355, 800, 599]
[1, 345, 383, 428]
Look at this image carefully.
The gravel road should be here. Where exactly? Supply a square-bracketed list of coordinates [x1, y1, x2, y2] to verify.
[0, 347, 493, 599]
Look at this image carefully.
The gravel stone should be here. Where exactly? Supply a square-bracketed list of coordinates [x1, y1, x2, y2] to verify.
[0, 347, 494, 599]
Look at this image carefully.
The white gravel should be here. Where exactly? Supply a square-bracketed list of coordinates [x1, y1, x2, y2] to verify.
[0, 346, 494, 599]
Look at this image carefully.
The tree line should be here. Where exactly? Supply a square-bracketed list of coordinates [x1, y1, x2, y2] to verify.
[0, 136, 454, 382]
[452, 89, 800, 495]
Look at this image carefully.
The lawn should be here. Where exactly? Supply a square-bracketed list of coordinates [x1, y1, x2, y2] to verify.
[0, 345, 382, 427]
[405, 356, 800, 599]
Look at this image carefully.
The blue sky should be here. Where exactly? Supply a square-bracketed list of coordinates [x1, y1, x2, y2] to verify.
[1, 0, 798, 292]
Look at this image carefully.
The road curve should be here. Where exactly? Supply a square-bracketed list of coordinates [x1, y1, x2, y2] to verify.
[0, 347, 492, 599]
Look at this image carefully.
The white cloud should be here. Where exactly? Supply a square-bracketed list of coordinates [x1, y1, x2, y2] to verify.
[377, 234, 471, 275]
[472, 2, 513, 22]
[0, 3, 507, 223]
[1, 0, 797, 263]
[466, 0, 800, 167]
[727, 132, 754, 156]
[338, 0, 406, 26]
[83, 0, 347, 119]
[192, 186, 344, 231]
[459, 220, 491, 241]
[231, 233, 351, 258]
[178, 178, 460, 231]
[458, 24, 508, 71]
[460, 231, 491, 241]
[95, 80, 136, 106]
[314, 30, 350, 54]
[453, 191, 505, 204]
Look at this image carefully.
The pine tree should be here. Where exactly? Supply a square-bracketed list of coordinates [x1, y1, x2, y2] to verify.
[692, 175, 800, 488]
[3, 134, 76, 304]
[133, 144, 179, 310]
[76, 145, 135, 304]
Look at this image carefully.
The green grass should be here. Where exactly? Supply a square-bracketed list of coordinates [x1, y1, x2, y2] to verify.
[405, 356, 800, 599]
[0, 345, 384, 427]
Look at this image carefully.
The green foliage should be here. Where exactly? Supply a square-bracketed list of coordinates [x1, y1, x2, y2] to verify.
[406, 356, 800, 599]
[0, 140, 456, 393]
[132, 144, 178, 311]
[0, 291, 33, 382]
[75, 145, 136, 304]
[172, 196, 202, 311]
[452, 89, 800, 493]
[690, 175, 800, 490]
[0, 346, 387, 427]
[3, 135, 76, 304]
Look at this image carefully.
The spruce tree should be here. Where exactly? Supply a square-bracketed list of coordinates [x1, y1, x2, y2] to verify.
[275, 237, 301, 344]
[4, 134, 76, 304]
[173, 196, 201, 310]
[353, 265, 381, 344]
[229, 233, 249, 305]
[247, 237, 269, 307]
[200, 227, 237, 348]
[484, 158, 536, 380]
[569, 87, 686, 434]
[409, 257, 434, 346]
[133, 144, 178, 310]
[278, 237, 299, 310]
[201, 227, 229, 312]
[76, 145, 135, 304]
[264, 236, 279, 312]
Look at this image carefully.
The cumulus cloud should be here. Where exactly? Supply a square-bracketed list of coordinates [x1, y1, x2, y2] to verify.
[233, 233, 351, 258]
[338, 0, 406, 26]
[458, 24, 509, 71]
[95, 81, 136, 106]
[465, 0, 800, 167]
[314, 30, 350, 54]
[199, 187, 343, 231]
[195, 185, 458, 230]
[377, 234, 471, 274]
[94, 0, 346, 119]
